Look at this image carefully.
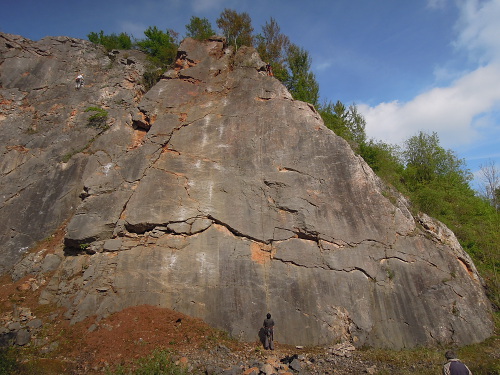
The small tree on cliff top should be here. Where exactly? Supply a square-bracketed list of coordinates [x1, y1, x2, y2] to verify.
[283, 44, 319, 106]
[87, 30, 132, 51]
[256, 17, 290, 81]
[216, 8, 253, 49]
[136, 26, 178, 68]
[185, 16, 215, 41]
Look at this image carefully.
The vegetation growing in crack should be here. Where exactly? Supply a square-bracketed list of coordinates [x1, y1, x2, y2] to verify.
[85, 106, 109, 130]
[60, 107, 109, 163]
[386, 267, 396, 281]
[61, 134, 101, 163]
[61, 144, 87, 163]
[88, 26, 178, 92]
[142, 66, 164, 92]
[79, 243, 90, 252]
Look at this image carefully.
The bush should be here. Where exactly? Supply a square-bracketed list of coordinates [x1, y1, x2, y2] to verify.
[88, 31, 132, 51]
[142, 66, 164, 92]
[0, 348, 20, 375]
[85, 106, 109, 130]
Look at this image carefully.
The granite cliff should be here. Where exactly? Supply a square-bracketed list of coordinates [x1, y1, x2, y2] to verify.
[0, 32, 494, 349]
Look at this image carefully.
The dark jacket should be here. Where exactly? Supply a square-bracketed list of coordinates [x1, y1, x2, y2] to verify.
[263, 318, 275, 332]
[443, 359, 472, 375]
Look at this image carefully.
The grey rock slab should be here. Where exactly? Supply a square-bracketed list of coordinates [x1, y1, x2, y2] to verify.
[190, 218, 212, 234]
[41, 254, 62, 273]
[27, 318, 43, 329]
[289, 358, 302, 372]
[103, 238, 123, 252]
[15, 329, 31, 346]
[65, 190, 134, 246]
[167, 222, 192, 234]
[124, 167, 199, 232]
[8, 322, 21, 331]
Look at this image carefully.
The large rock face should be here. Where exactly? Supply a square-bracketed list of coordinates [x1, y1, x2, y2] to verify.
[1, 34, 494, 349]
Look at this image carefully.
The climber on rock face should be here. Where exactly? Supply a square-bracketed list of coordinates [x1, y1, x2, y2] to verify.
[263, 312, 275, 350]
[266, 62, 273, 76]
[75, 74, 84, 89]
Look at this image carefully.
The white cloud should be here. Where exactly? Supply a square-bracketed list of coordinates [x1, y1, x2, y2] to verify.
[426, 0, 448, 10]
[359, 0, 500, 150]
[119, 21, 148, 39]
[314, 60, 333, 72]
[191, 0, 229, 13]
[454, 0, 500, 62]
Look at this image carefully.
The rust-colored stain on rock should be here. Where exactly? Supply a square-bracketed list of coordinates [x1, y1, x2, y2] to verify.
[251, 242, 270, 264]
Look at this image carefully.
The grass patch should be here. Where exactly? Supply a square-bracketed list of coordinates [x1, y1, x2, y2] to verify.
[0, 347, 71, 375]
[459, 334, 500, 375]
[106, 348, 190, 375]
[359, 333, 500, 375]
[359, 346, 442, 375]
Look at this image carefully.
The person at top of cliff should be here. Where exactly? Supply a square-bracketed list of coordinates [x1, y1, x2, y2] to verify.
[75, 74, 84, 89]
[263, 313, 275, 350]
[266, 62, 273, 76]
[443, 350, 472, 375]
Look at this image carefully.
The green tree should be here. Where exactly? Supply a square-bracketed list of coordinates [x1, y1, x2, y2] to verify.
[358, 140, 404, 186]
[318, 100, 366, 147]
[402, 131, 470, 186]
[283, 44, 319, 106]
[185, 16, 215, 41]
[399, 131, 475, 222]
[136, 26, 178, 68]
[255, 17, 290, 81]
[87, 30, 132, 51]
[216, 9, 253, 49]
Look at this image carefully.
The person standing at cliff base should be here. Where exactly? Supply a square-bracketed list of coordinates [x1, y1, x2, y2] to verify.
[263, 313, 275, 350]
[443, 350, 472, 375]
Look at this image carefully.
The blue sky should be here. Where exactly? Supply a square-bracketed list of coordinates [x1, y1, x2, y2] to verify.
[1, 0, 499, 191]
